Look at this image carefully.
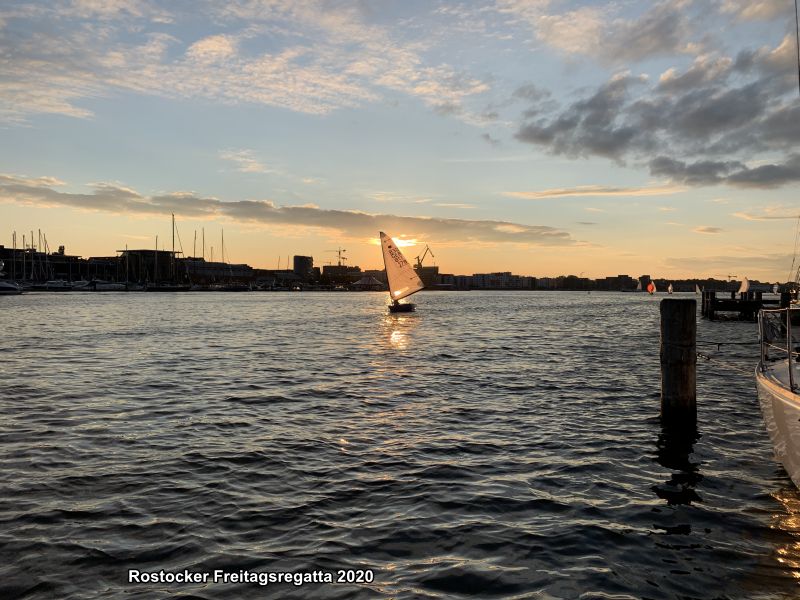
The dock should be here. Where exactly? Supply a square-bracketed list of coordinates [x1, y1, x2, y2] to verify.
[700, 290, 792, 321]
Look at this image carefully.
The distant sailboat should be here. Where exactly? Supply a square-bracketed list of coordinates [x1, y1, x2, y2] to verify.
[695, 284, 702, 294]
[667, 283, 673, 294]
[635, 280, 642, 292]
[738, 277, 750, 294]
[380, 232, 425, 313]
[647, 281, 656, 295]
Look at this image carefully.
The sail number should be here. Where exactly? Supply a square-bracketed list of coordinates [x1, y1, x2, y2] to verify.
[387, 246, 408, 267]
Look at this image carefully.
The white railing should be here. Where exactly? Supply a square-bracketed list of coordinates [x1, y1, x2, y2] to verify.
[759, 307, 800, 391]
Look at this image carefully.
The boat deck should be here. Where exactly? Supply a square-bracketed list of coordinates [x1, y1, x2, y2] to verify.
[760, 359, 800, 401]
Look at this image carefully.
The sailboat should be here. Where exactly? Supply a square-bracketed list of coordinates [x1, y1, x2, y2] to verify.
[756, 307, 800, 488]
[667, 283, 674, 294]
[380, 232, 424, 312]
[695, 284, 702, 294]
[647, 281, 656, 295]
[738, 277, 750, 295]
[635, 280, 642, 292]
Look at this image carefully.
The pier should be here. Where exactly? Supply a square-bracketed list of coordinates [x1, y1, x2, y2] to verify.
[700, 290, 792, 321]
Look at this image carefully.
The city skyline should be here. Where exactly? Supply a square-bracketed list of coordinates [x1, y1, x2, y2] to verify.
[1, 1, 799, 280]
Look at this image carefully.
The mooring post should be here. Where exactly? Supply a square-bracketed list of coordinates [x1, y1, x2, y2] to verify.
[781, 292, 792, 309]
[660, 299, 696, 425]
[708, 291, 716, 320]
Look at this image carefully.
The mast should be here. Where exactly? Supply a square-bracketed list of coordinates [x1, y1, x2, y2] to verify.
[155, 235, 158, 285]
[171, 213, 175, 283]
[202, 228, 205, 260]
[193, 230, 196, 259]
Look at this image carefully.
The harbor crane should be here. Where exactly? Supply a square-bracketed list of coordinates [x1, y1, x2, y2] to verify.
[327, 248, 347, 266]
[415, 245, 434, 269]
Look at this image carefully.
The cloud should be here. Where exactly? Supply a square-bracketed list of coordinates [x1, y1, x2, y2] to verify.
[0, 1, 490, 123]
[649, 154, 800, 188]
[513, 33, 800, 189]
[0, 174, 575, 246]
[219, 149, 271, 173]
[515, 72, 649, 161]
[60, 0, 173, 22]
[186, 34, 238, 62]
[501, 0, 699, 64]
[663, 252, 793, 278]
[720, 0, 792, 22]
[481, 133, 500, 147]
[733, 206, 800, 221]
[692, 226, 724, 234]
[504, 184, 685, 199]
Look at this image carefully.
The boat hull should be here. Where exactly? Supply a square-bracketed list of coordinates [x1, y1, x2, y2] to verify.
[756, 362, 800, 488]
[389, 302, 415, 313]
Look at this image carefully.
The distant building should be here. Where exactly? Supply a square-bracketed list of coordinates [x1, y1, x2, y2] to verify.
[322, 264, 362, 284]
[414, 265, 440, 287]
[293, 256, 314, 280]
[180, 257, 253, 283]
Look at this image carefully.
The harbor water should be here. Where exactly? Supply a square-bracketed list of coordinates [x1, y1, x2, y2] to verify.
[2, 291, 799, 599]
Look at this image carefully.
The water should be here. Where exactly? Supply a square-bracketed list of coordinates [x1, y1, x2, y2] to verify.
[1, 291, 799, 599]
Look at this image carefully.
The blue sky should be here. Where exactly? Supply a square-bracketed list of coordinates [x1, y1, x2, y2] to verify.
[1, 0, 798, 280]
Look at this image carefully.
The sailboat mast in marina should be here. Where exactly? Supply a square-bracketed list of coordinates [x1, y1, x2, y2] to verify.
[380, 232, 424, 313]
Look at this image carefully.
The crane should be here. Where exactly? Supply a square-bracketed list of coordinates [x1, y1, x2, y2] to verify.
[415, 245, 434, 269]
[327, 247, 347, 266]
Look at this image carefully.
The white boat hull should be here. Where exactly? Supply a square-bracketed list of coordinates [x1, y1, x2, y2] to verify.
[756, 361, 800, 487]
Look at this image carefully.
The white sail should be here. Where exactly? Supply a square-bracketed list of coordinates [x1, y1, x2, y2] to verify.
[667, 283, 673, 294]
[695, 284, 702, 294]
[738, 277, 749, 294]
[380, 232, 424, 301]
[635, 280, 642, 292]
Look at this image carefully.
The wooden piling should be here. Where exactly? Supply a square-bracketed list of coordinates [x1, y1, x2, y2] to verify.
[660, 299, 696, 425]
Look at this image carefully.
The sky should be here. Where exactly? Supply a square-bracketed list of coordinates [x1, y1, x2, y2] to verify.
[0, 0, 799, 280]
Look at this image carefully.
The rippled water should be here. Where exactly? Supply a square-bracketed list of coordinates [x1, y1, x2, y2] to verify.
[2, 291, 800, 599]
